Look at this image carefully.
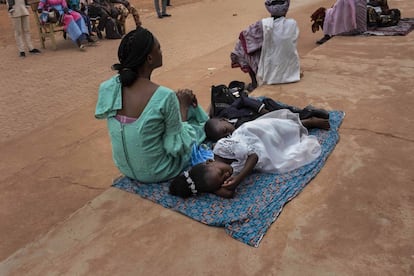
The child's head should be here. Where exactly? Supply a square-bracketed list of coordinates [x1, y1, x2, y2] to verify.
[204, 118, 236, 142]
[169, 159, 233, 198]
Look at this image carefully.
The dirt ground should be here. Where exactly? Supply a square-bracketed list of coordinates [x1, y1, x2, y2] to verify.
[0, 0, 327, 142]
[0, 0, 329, 260]
[1, 0, 413, 274]
[0, 0, 319, 260]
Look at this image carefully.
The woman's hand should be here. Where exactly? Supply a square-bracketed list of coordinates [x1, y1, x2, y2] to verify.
[176, 89, 197, 122]
[176, 89, 198, 108]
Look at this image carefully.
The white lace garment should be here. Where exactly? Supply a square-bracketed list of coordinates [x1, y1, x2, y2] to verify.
[213, 109, 321, 174]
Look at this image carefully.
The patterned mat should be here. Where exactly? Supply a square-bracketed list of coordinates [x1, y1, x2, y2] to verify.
[364, 18, 414, 36]
[113, 110, 345, 247]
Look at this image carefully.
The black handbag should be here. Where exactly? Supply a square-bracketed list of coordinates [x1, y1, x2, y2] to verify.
[210, 81, 248, 117]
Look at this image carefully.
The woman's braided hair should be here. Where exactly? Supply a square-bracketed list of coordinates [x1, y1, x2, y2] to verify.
[111, 27, 155, 87]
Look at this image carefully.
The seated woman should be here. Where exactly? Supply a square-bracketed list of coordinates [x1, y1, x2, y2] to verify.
[87, 0, 119, 38]
[88, 0, 141, 39]
[67, 0, 94, 39]
[231, 0, 300, 91]
[38, 0, 90, 49]
[170, 110, 325, 198]
[95, 27, 209, 183]
[311, 0, 400, 44]
[312, 0, 367, 44]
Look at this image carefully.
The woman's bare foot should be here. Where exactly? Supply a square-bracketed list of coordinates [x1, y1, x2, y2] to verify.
[301, 117, 330, 130]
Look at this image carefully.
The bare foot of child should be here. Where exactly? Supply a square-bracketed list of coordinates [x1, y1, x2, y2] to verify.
[301, 117, 330, 130]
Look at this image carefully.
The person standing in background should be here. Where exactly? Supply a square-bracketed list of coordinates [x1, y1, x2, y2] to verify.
[7, 0, 41, 57]
[154, 0, 170, 18]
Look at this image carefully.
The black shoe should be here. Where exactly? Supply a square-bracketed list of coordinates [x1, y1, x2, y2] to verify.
[19, 52, 26, 57]
[316, 35, 331, 45]
[87, 35, 98, 43]
[29, 48, 41, 54]
[158, 14, 163, 18]
[162, 13, 171, 17]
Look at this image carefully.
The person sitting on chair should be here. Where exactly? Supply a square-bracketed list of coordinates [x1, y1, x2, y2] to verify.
[67, 0, 94, 38]
[88, 0, 140, 38]
[37, 0, 91, 49]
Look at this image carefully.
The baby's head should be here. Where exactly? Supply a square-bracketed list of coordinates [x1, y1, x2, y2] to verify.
[169, 160, 233, 198]
[204, 118, 236, 142]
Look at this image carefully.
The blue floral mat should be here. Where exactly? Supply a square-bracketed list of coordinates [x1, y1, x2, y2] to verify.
[113, 110, 345, 247]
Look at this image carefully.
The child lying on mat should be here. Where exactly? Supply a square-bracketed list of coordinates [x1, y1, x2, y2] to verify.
[169, 109, 330, 198]
[209, 84, 330, 141]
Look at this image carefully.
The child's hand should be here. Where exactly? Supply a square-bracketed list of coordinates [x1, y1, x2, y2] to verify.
[223, 176, 240, 191]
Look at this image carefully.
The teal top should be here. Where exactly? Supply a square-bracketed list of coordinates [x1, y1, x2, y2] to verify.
[95, 75, 208, 183]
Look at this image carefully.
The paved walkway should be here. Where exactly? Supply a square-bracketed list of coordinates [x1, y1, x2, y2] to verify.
[0, 0, 413, 274]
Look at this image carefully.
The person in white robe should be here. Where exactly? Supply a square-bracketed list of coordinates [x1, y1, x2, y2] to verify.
[230, 0, 300, 91]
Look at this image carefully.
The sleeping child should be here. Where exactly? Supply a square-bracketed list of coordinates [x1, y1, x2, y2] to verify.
[169, 109, 330, 198]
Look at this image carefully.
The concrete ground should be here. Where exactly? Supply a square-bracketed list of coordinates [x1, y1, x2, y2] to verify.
[0, 0, 413, 275]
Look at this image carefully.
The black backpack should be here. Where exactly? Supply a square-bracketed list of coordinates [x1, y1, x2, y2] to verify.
[105, 18, 122, 39]
[210, 81, 248, 117]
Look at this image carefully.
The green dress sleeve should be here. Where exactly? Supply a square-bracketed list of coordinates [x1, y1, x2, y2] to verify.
[161, 90, 208, 157]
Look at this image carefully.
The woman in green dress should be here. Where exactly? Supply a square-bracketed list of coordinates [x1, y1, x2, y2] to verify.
[95, 27, 208, 183]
